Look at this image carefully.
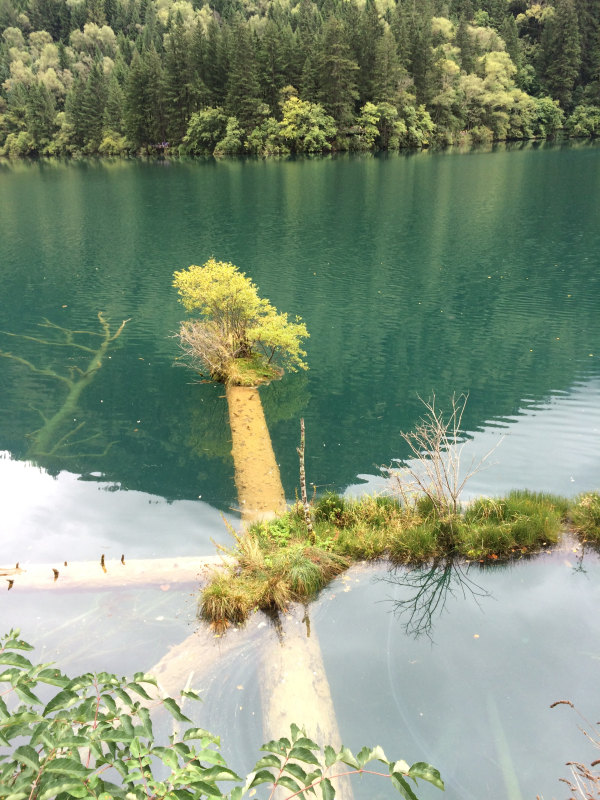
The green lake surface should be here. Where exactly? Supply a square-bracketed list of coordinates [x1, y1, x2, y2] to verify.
[1, 142, 600, 799]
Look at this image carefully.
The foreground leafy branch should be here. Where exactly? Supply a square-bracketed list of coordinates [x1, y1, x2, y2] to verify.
[0, 630, 443, 800]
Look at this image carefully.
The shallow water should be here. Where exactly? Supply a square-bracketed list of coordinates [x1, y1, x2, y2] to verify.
[1, 143, 600, 798]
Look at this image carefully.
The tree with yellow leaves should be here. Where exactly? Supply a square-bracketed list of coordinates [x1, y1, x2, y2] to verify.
[173, 258, 308, 385]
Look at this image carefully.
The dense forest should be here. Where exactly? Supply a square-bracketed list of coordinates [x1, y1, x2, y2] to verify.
[1, 0, 599, 156]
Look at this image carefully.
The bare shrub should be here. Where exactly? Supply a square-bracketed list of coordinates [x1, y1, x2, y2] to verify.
[387, 393, 502, 516]
[176, 319, 232, 381]
[544, 701, 600, 800]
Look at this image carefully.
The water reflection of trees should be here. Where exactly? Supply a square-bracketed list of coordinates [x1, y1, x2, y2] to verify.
[381, 559, 490, 640]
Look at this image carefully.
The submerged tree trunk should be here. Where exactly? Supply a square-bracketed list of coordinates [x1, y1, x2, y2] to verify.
[259, 606, 355, 800]
[226, 385, 286, 521]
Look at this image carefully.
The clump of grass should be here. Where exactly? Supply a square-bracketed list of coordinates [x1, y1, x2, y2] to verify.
[200, 574, 259, 629]
[334, 525, 389, 560]
[389, 520, 442, 564]
[460, 490, 567, 559]
[343, 495, 403, 528]
[201, 518, 350, 629]
[389, 513, 460, 565]
[570, 492, 600, 542]
[200, 488, 590, 629]
[314, 492, 347, 524]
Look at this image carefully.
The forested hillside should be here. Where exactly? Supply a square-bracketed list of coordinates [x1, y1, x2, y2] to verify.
[1, 0, 599, 156]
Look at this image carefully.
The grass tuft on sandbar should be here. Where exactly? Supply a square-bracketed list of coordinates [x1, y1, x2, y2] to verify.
[200, 489, 599, 630]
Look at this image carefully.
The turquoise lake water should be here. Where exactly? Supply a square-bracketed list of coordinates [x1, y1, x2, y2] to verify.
[1, 142, 600, 799]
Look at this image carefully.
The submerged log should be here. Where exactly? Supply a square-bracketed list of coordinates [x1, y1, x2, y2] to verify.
[259, 607, 355, 800]
[226, 385, 287, 522]
[0, 555, 230, 591]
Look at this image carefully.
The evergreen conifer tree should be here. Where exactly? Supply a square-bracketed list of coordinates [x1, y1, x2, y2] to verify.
[541, 0, 581, 109]
[316, 16, 359, 129]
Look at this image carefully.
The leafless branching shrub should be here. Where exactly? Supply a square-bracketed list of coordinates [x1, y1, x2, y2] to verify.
[176, 319, 232, 381]
[387, 393, 502, 516]
[547, 701, 600, 800]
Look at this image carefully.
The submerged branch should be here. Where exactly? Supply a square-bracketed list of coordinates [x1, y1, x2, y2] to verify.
[1, 312, 130, 459]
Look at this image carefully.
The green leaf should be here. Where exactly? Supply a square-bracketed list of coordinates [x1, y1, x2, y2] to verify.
[276, 776, 302, 794]
[66, 674, 94, 692]
[44, 757, 89, 776]
[357, 747, 371, 768]
[127, 682, 152, 701]
[284, 762, 308, 783]
[0, 652, 33, 669]
[407, 762, 445, 791]
[112, 758, 129, 780]
[230, 788, 243, 800]
[182, 727, 217, 743]
[43, 689, 79, 716]
[96, 672, 117, 685]
[4, 789, 32, 800]
[132, 672, 158, 686]
[37, 669, 69, 688]
[186, 779, 222, 797]
[288, 747, 319, 765]
[0, 696, 9, 718]
[324, 746, 337, 768]
[113, 687, 134, 708]
[64, 784, 91, 798]
[5, 638, 34, 652]
[163, 697, 192, 723]
[390, 773, 419, 800]
[119, 713, 135, 738]
[14, 684, 42, 705]
[190, 748, 227, 766]
[1, 710, 43, 729]
[136, 706, 152, 739]
[369, 745, 388, 764]
[337, 747, 359, 769]
[248, 769, 276, 789]
[290, 722, 302, 742]
[14, 745, 39, 770]
[321, 777, 335, 800]
[261, 737, 290, 753]
[172, 742, 191, 758]
[389, 760, 410, 776]
[101, 693, 117, 715]
[130, 737, 142, 759]
[293, 737, 320, 751]
[181, 690, 201, 701]
[0, 668, 21, 682]
[38, 778, 86, 800]
[253, 754, 281, 770]
[101, 728, 134, 743]
[201, 766, 241, 782]
[154, 746, 180, 771]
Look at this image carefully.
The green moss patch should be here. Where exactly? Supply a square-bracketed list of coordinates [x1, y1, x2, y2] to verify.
[225, 353, 283, 386]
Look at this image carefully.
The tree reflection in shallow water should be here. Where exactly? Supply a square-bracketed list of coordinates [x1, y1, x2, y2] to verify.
[380, 559, 490, 640]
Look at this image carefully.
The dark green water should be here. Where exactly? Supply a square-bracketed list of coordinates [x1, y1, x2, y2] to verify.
[1, 143, 600, 800]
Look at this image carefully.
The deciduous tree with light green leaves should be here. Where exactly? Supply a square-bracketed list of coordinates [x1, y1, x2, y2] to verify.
[173, 259, 309, 385]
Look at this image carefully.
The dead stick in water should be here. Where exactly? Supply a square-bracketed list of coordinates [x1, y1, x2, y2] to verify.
[297, 418, 315, 543]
